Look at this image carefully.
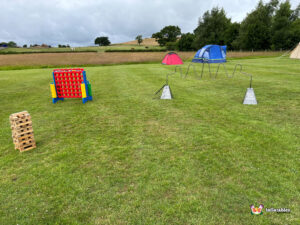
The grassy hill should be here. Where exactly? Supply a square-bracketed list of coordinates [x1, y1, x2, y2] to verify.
[0, 57, 299, 224]
[0, 38, 161, 55]
[0, 44, 164, 54]
[115, 38, 159, 46]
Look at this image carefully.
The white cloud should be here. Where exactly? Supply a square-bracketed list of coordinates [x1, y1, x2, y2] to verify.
[0, 0, 298, 46]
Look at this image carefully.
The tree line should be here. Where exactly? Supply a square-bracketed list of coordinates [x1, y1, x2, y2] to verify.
[0, 42, 72, 48]
[152, 0, 300, 51]
[0, 41, 17, 47]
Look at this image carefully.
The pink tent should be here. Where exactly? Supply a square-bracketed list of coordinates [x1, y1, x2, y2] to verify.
[162, 52, 183, 65]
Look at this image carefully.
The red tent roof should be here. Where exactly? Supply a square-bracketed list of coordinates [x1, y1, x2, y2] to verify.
[162, 52, 183, 65]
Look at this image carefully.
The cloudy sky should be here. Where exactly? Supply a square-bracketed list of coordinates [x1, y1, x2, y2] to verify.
[0, 0, 299, 46]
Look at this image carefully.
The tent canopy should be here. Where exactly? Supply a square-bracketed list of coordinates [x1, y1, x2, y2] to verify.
[192, 45, 226, 63]
[290, 42, 300, 59]
[162, 52, 183, 65]
[221, 45, 227, 54]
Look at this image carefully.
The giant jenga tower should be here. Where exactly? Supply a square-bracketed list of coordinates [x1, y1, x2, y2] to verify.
[9, 111, 36, 152]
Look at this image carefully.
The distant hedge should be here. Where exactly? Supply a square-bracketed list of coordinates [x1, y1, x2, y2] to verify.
[105, 49, 167, 52]
[0, 50, 97, 55]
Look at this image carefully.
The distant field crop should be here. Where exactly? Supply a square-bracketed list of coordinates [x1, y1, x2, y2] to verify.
[0, 51, 282, 68]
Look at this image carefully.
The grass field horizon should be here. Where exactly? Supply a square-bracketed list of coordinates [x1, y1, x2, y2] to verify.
[0, 57, 299, 224]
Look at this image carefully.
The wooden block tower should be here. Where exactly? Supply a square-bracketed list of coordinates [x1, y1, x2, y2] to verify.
[9, 111, 36, 152]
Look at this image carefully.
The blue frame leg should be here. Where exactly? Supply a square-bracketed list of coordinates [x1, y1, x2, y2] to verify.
[52, 98, 64, 104]
[82, 96, 92, 104]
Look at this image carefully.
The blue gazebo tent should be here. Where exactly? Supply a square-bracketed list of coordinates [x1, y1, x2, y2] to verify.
[192, 45, 226, 63]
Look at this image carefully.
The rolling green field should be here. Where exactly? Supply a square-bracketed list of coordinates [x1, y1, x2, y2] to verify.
[0, 57, 299, 224]
[0, 45, 165, 54]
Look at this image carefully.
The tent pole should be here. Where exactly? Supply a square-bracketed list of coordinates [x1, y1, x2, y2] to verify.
[200, 63, 204, 79]
[208, 63, 212, 79]
[184, 64, 191, 79]
[230, 64, 253, 88]
[215, 63, 221, 79]
[222, 63, 228, 78]
[154, 84, 166, 96]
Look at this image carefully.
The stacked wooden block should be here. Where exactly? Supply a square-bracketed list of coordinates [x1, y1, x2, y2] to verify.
[9, 111, 36, 152]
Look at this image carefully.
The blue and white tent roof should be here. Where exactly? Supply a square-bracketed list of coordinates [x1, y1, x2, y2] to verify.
[192, 45, 227, 63]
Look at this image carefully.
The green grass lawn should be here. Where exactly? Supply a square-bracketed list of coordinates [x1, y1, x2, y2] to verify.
[0, 57, 299, 224]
